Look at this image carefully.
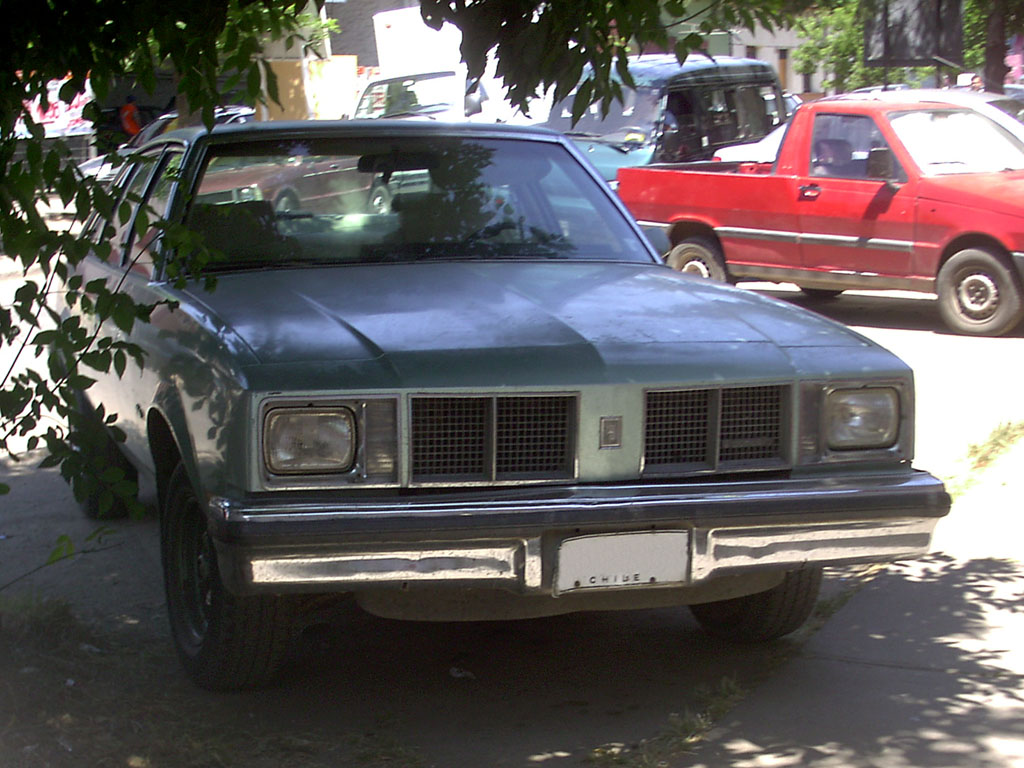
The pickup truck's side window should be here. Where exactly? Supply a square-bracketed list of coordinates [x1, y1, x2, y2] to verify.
[809, 114, 896, 180]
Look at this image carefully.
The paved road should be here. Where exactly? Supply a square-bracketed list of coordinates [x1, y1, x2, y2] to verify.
[2, 276, 1023, 766]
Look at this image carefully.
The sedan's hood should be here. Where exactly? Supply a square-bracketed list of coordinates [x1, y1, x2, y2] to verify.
[917, 171, 1024, 218]
[181, 262, 891, 390]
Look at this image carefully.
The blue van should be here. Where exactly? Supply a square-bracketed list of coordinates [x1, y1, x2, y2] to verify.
[541, 53, 788, 185]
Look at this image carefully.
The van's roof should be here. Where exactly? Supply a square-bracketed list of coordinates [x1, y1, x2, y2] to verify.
[620, 53, 778, 88]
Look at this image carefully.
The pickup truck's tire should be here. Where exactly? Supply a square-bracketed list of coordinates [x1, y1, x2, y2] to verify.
[368, 184, 392, 214]
[162, 463, 295, 690]
[666, 237, 728, 282]
[689, 567, 823, 642]
[937, 248, 1024, 336]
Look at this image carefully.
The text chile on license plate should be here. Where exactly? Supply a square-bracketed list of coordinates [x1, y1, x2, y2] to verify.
[555, 530, 690, 595]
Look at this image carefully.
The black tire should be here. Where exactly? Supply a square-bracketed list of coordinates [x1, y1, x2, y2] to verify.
[689, 568, 823, 643]
[936, 247, 1024, 336]
[162, 463, 294, 690]
[665, 236, 728, 282]
[799, 287, 843, 300]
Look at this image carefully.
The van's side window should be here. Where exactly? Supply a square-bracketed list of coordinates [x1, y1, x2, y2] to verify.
[658, 91, 701, 162]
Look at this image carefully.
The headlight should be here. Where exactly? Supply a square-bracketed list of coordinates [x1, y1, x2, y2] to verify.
[826, 388, 899, 450]
[264, 408, 356, 474]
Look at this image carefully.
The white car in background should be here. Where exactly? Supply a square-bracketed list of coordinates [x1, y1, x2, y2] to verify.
[712, 122, 789, 163]
[832, 88, 1024, 141]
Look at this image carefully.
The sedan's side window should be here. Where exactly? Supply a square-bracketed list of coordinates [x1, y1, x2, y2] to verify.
[104, 152, 162, 267]
[125, 151, 184, 279]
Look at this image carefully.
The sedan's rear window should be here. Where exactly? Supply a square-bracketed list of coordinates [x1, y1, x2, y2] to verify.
[186, 136, 652, 269]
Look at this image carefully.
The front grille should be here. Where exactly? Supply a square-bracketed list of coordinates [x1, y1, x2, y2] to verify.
[645, 385, 788, 474]
[411, 395, 576, 484]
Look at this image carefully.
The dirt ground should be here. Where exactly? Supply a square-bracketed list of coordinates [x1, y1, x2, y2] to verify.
[0, 454, 867, 768]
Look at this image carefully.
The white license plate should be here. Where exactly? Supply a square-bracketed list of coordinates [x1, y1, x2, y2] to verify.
[554, 531, 690, 595]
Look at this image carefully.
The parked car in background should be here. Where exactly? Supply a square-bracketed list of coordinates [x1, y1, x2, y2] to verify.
[69, 119, 948, 691]
[618, 94, 1024, 336]
[540, 54, 788, 185]
[77, 105, 255, 183]
[713, 121, 789, 162]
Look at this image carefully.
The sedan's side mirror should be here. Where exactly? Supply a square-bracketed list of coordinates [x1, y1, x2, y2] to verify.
[866, 147, 896, 180]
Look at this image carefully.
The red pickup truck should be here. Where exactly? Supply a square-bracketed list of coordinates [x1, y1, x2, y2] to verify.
[617, 97, 1024, 335]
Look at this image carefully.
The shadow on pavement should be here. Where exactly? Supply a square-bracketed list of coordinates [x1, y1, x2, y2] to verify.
[690, 553, 1024, 767]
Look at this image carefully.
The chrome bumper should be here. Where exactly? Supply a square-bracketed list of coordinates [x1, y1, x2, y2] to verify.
[210, 469, 949, 594]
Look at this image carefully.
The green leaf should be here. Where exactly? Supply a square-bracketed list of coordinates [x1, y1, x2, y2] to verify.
[47, 534, 75, 564]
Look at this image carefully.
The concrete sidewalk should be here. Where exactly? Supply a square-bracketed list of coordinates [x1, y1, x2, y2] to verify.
[687, 441, 1024, 768]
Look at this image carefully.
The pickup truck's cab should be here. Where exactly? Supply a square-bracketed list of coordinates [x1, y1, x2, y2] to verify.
[618, 97, 1024, 336]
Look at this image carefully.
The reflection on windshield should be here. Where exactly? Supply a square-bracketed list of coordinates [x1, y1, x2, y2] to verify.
[186, 137, 652, 271]
[889, 109, 1024, 174]
[541, 86, 663, 143]
[354, 72, 461, 119]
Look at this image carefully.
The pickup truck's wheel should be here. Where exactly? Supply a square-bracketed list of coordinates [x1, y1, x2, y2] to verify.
[689, 567, 822, 642]
[937, 248, 1024, 336]
[368, 184, 392, 214]
[162, 463, 295, 690]
[666, 237, 728, 282]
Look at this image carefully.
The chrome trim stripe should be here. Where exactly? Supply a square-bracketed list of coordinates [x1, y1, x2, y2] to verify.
[717, 226, 800, 243]
[636, 219, 670, 230]
[717, 225, 914, 253]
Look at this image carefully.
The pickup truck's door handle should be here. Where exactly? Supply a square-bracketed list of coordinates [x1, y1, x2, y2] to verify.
[799, 184, 821, 200]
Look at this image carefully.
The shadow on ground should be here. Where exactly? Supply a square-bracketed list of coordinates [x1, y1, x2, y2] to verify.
[690, 553, 1024, 768]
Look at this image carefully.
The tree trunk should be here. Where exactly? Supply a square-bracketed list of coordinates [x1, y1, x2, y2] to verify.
[985, 0, 1009, 93]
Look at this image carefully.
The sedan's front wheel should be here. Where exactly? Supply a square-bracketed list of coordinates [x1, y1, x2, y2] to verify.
[162, 463, 294, 690]
[689, 568, 823, 642]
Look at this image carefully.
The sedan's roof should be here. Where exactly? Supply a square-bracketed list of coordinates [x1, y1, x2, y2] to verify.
[156, 119, 564, 147]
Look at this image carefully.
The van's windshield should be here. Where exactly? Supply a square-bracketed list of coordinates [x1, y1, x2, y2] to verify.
[541, 86, 664, 146]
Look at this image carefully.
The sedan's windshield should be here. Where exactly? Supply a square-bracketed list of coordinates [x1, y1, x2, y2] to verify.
[888, 108, 1024, 174]
[187, 136, 651, 270]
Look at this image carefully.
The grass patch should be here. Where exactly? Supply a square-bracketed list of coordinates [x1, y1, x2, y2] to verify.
[966, 421, 1024, 471]
[586, 675, 747, 767]
[945, 420, 1024, 500]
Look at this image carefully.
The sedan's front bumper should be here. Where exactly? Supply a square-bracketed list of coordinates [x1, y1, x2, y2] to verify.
[208, 469, 949, 596]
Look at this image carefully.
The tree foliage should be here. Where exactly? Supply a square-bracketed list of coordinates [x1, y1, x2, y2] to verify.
[0, 0, 316, 504]
[423, 0, 799, 120]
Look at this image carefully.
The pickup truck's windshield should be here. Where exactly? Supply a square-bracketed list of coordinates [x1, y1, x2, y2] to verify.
[187, 136, 651, 270]
[889, 109, 1024, 175]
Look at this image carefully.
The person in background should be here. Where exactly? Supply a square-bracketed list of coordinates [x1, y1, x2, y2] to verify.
[970, 74, 984, 91]
[119, 95, 141, 137]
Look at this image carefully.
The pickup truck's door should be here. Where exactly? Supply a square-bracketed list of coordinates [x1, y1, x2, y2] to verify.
[796, 113, 917, 284]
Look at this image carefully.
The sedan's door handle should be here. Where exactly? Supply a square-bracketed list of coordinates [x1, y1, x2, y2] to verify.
[799, 184, 821, 200]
